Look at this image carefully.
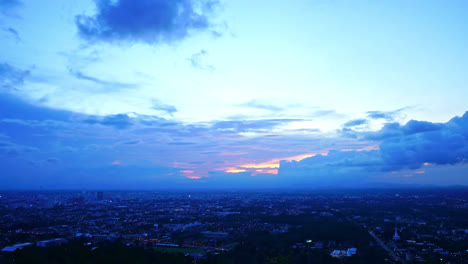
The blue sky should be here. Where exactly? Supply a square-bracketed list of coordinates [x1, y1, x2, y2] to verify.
[1, 0, 467, 189]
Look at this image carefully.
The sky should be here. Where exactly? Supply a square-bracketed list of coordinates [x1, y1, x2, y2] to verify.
[0, 0, 467, 189]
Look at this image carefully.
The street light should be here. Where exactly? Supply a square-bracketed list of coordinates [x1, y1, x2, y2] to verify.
[306, 240, 312, 264]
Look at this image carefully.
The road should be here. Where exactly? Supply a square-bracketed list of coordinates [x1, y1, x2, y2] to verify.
[369, 231, 404, 263]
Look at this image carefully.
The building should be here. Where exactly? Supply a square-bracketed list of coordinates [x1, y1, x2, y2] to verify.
[393, 228, 400, 241]
[1, 243, 32, 252]
[36, 238, 67, 247]
[347, 248, 357, 256]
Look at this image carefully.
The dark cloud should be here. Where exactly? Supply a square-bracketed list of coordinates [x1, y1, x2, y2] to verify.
[362, 122, 402, 140]
[0, 63, 29, 91]
[188, 49, 215, 71]
[70, 69, 136, 89]
[379, 113, 468, 170]
[238, 99, 283, 112]
[0, 94, 71, 121]
[0, 0, 21, 15]
[0, 138, 37, 157]
[75, 0, 221, 45]
[402, 120, 442, 135]
[365, 120, 444, 141]
[1, 88, 467, 188]
[281, 111, 468, 183]
[3, 27, 20, 41]
[0, 0, 20, 8]
[121, 140, 141, 145]
[343, 118, 367, 127]
[279, 150, 382, 187]
[366, 107, 409, 121]
[152, 99, 177, 116]
[84, 114, 133, 129]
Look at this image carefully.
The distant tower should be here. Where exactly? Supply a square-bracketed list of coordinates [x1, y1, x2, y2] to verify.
[97, 191, 104, 201]
[393, 228, 400, 241]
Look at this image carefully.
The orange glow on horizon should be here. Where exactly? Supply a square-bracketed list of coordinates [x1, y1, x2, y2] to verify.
[263, 169, 278, 174]
[179, 169, 206, 180]
[241, 163, 279, 169]
[222, 147, 380, 175]
[111, 160, 121, 165]
[186, 176, 202, 179]
[223, 152, 327, 175]
[226, 168, 247, 173]
[240, 152, 326, 170]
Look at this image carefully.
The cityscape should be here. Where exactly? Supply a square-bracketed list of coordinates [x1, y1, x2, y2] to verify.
[1, 189, 467, 263]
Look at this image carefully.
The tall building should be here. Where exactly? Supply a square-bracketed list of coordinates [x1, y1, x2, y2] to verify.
[393, 228, 400, 240]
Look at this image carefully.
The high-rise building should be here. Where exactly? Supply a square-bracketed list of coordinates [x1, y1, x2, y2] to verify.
[393, 228, 400, 240]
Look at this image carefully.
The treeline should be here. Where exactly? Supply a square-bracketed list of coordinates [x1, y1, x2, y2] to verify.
[0, 242, 192, 264]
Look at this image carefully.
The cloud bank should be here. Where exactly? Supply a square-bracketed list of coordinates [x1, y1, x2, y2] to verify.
[0, 83, 467, 189]
[0, 63, 29, 91]
[76, 0, 220, 45]
[280, 112, 468, 186]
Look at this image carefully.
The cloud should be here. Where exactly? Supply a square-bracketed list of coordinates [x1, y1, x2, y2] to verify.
[75, 0, 221, 45]
[212, 119, 301, 133]
[0, 94, 75, 122]
[3, 27, 20, 41]
[187, 49, 215, 71]
[70, 69, 136, 89]
[0, 63, 29, 92]
[379, 113, 468, 170]
[343, 118, 367, 127]
[238, 99, 283, 112]
[278, 150, 382, 187]
[310, 109, 345, 119]
[0, 0, 20, 8]
[1, 91, 467, 189]
[121, 140, 141, 145]
[0, 138, 37, 157]
[84, 114, 133, 129]
[280, 111, 468, 185]
[152, 99, 177, 116]
[0, 0, 22, 15]
[366, 107, 409, 121]
[365, 120, 444, 141]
